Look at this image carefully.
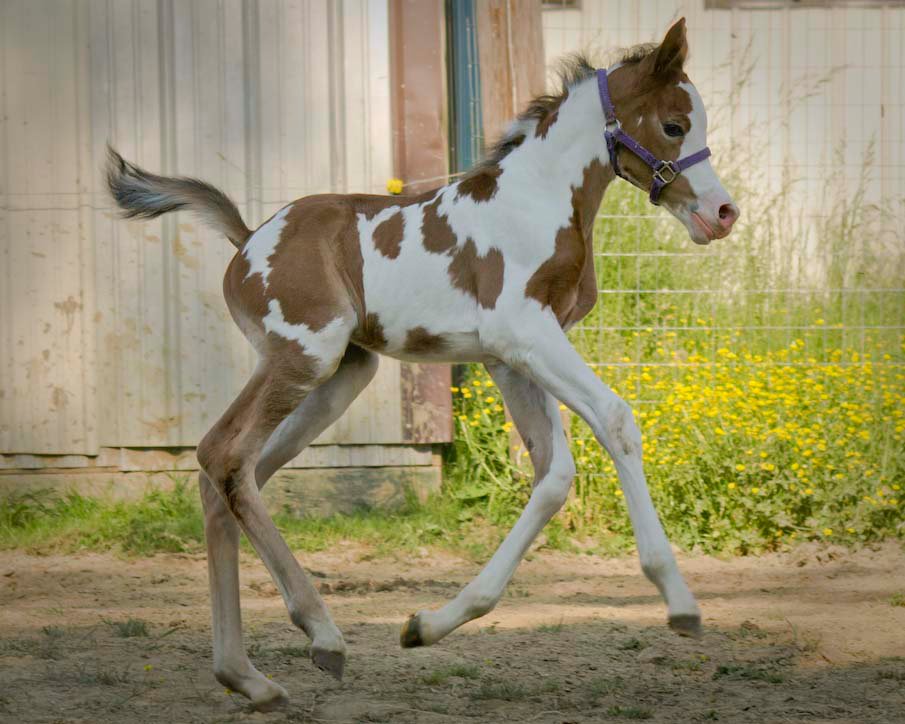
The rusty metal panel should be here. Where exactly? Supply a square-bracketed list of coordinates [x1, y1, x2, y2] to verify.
[388, 0, 454, 442]
[0, 0, 414, 455]
[475, 0, 546, 148]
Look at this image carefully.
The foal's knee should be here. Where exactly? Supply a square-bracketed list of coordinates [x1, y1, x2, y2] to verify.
[532, 454, 576, 516]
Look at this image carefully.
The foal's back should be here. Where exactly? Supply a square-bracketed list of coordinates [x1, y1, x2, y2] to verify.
[227, 185, 510, 365]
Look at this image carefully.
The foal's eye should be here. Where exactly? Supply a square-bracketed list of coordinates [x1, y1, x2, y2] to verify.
[663, 123, 685, 138]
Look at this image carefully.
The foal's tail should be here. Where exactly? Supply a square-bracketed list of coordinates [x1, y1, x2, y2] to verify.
[105, 145, 251, 249]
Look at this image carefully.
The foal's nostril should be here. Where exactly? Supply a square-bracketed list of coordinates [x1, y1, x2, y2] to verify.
[718, 203, 739, 228]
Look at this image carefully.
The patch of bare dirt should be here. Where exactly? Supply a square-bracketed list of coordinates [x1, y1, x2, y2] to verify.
[1, 542, 903, 723]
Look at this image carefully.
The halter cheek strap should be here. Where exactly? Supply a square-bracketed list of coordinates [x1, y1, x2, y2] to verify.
[596, 68, 711, 205]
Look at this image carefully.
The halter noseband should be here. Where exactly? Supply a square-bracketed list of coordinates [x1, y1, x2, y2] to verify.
[596, 68, 711, 205]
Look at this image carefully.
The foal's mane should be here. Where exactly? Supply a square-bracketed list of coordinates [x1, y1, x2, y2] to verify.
[473, 44, 658, 173]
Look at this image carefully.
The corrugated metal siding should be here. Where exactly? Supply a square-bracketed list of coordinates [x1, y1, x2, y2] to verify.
[0, 0, 398, 455]
[542, 1, 904, 223]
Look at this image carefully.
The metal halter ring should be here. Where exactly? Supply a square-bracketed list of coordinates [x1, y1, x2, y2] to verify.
[653, 161, 679, 185]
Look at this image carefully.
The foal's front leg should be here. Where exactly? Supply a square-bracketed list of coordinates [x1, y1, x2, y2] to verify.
[401, 362, 575, 647]
[502, 312, 701, 634]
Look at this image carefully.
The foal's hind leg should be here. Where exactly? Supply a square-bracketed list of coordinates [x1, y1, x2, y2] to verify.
[401, 361, 575, 647]
[200, 346, 377, 708]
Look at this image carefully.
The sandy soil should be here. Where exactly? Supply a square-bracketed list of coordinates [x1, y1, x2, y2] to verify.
[0, 542, 903, 724]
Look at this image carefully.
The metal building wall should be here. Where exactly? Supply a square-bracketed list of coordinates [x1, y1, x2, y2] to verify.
[0, 0, 410, 459]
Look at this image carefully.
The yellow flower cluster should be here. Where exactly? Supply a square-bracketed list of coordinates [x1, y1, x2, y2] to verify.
[448, 334, 904, 554]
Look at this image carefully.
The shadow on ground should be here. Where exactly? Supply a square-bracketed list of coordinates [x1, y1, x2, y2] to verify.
[1, 616, 903, 723]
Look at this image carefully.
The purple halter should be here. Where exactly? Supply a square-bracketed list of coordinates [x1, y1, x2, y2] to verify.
[596, 68, 711, 205]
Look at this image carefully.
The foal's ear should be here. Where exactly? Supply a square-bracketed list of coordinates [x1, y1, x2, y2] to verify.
[654, 18, 688, 77]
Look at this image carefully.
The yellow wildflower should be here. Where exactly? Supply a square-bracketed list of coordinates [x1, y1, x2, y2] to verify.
[386, 177, 404, 194]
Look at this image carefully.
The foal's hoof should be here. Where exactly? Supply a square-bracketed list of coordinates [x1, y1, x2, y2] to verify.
[669, 613, 703, 638]
[250, 687, 289, 713]
[400, 613, 425, 648]
[310, 646, 345, 681]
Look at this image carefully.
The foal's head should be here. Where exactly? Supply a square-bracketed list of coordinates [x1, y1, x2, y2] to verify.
[605, 19, 739, 244]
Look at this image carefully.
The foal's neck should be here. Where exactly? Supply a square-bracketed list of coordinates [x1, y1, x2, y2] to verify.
[501, 76, 613, 214]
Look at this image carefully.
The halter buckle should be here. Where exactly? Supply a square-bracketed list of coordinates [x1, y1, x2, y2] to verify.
[653, 161, 679, 185]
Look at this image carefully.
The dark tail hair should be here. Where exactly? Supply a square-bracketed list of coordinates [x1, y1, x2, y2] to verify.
[105, 145, 251, 248]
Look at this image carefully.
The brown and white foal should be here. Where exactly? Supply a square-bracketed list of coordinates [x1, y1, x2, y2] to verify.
[108, 19, 738, 710]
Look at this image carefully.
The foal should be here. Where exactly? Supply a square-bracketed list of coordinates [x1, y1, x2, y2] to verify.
[108, 19, 738, 710]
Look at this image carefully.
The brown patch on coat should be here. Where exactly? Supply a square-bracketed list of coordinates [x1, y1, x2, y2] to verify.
[534, 91, 567, 139]
[421, 196, 458, 254]
[525, 158, 612, 326]
[447, 239, 505, 310]
[224, 251, 270, 325]
[403, 327, 448, 356]
[456, 165, 502, 203]
[373, 211, 404, 259]
[263, 201, 350, 332]
[354, 312, 387, 350]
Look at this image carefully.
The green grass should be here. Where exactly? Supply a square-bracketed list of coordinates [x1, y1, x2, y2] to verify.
[0, 483, 203, 555]
[607, 705, 653, 720]
[0, 479, 507, 560]
[712, 663, 785, 684]
[104, 618, 150, 638]
[421, 664, 481, 685]
[470, 679, 528, 701]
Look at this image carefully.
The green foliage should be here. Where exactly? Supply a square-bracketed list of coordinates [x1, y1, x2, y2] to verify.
[606, 705, 654, 720]
[104, 618, 150, 638]
[421, 664, 481, 685]
[0, 481, 205, 555]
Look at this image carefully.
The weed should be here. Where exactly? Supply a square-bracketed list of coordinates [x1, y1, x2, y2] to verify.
[890, 592, 905, 607]
[41, 625, 64, 639]
[536, 619, 565, 633]
[585, 675, 622, 704]
[877, 669, 905, 682]
[607, 705, 653, 720]
[273, 644, 309, 658]
[471, 679, 527, 701]
[76, 662, 130, 686]
[712, 663, 784, 684]
[670, 658, 703, 672]
[105, 618, 149, 638]
[618, 637, 647, 651]
[422, 664, 480, 685]
[1, 637, 61, 660]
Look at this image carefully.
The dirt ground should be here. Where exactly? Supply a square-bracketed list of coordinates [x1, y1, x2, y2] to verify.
[1, 542, 903, 724]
